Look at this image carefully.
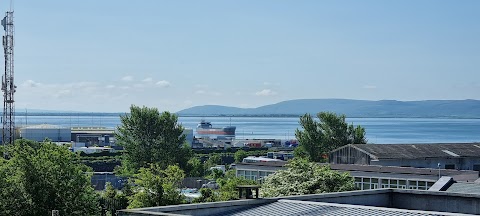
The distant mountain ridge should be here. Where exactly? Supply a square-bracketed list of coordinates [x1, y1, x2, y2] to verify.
[177, 99, 480, 118]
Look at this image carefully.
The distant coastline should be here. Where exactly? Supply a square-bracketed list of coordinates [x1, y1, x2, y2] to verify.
[11, 112, 480, 119]
[12, 98, 480, 119]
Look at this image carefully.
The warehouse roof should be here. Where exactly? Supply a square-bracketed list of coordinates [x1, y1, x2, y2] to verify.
[345, 143, 480, 159]
[210, 199, 468, 216]
[22, 124, 69, 129]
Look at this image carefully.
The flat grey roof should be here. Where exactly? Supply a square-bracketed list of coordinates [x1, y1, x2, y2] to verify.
[446, 182, 480, 195]
[119, 189, 480, 216]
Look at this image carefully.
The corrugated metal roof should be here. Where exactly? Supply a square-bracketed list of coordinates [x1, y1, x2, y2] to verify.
[351, 143, 480, 159]
[446, 183, 480, 195]
[211, 200, 469, 216]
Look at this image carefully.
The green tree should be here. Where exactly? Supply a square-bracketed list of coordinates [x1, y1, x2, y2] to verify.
[104, 182, 117, 200]
[192, 188, 218, 203]
[0, 139, 98, 216]
[262, 158, 355, 197]
[204, 154, 222, 173]
[185, 157, 204, 177]
[128, 164, 185, 208]
[295, 112, 367, 162]
[205, 154, 222, 167]
[115, 105, 193, 174]
[207, 168, 224, 180]
[234, 150, 248, 163]
[217, 177, 257, 201]
[103, 182, 129, 214]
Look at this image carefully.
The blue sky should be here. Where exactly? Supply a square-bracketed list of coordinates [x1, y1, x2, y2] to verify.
[7, 0, 480, 112]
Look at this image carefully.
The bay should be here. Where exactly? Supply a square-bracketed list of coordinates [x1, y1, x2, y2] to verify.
[14, 115, 480, 144]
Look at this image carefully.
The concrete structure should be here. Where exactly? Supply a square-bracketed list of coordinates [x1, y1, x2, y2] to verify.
[119, 189, 480, 215]
[72, 146, 114, 154]
[235, 161, 479, 189]
[329, 143, 480, 171]
[71, 127, 115, 146]
[19, 124, 71, 142]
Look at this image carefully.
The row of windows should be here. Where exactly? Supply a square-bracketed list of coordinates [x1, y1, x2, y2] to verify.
[237, 169, 276, 181]
[354, 177, 435, 190]
[238, 171, 435, 191]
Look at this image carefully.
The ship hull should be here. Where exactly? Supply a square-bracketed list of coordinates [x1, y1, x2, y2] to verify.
[197, 126, 236, 136]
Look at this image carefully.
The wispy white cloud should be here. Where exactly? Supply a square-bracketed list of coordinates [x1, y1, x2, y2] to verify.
[21, 80, 41, 88]
[105, 85, 115, 89]
[195, 90, 221, 96]
[156, 80, 171, 87]
[255, 89, 277, 96]
[122, 76, 133, 82]
[142, 78, 153, 82]
[195, 90, 206, 94]
[53, 89, 72, 98]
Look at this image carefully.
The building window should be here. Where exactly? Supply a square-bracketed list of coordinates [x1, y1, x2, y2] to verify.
[427, 182, 434, 189]
[408, 180, 419, 190]
[418, 181, 427, 190]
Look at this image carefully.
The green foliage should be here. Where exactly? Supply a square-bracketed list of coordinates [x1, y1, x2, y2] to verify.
[192, 188, 218, 203]
[0, 139, 99, 216]
[205, 154, 222, 167]
[207, 168, 225, 180]
[104, 182, 117, 200]
[115, 105, 193, 174]
[102, 182, 129, 212]
[217, 177, 257, 201]
[128, 164, 185, 208]
[185, 157, 204, 177]
[262, 158, 355, 197]
[234, 150, 248, 163]
[295, 112, 367, 161]
[224, 169, 236, 179]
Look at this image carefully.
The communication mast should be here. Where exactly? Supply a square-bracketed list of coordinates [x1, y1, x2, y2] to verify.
[1, 10, 15, 146]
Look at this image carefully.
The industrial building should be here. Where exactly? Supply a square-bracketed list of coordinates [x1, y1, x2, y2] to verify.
[119, 189, 480, 215]
[329, 143, 480, 171]
[71, 127, 115, 146]
[19, 124, 71, 142]
[235, 160, 479, 190]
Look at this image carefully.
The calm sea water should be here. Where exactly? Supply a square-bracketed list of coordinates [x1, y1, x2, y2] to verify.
[14, 115, 480, 144]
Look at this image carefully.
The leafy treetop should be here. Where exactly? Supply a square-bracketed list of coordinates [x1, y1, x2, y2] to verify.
[262, 158, 355, 197]
[295, 112, 367, 162]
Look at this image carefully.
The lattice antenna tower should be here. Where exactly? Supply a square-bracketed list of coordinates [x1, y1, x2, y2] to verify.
[1, 9, 15, 147]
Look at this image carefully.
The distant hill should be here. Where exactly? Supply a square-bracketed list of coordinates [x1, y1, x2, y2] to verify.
[177, 99, 480, 118]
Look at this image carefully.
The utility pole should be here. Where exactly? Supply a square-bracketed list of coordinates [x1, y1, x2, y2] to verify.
[437, 163, 441, 179]
[1, 9, 15, 149]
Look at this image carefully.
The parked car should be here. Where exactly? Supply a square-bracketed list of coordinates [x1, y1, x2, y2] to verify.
[201, 181, 219, 189]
